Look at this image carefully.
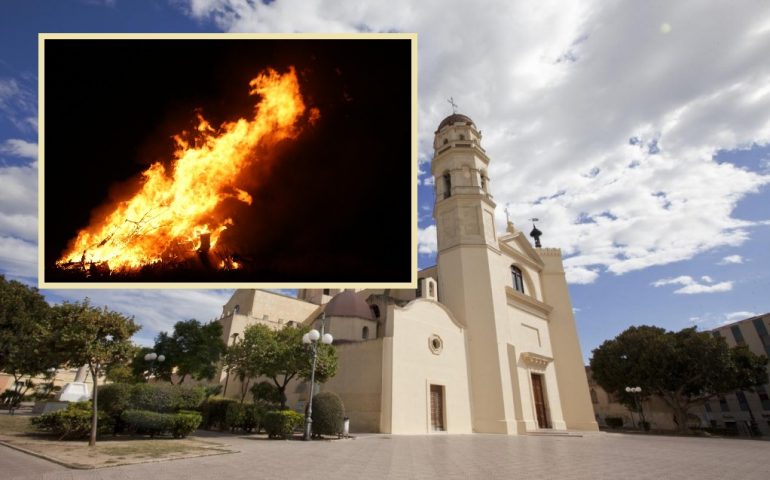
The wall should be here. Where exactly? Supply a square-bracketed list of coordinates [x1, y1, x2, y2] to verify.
[385, 299, 473, 434]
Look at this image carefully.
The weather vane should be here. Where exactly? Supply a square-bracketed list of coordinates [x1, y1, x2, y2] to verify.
[504, 207, 511, 224]
[448, 97, 458, 114]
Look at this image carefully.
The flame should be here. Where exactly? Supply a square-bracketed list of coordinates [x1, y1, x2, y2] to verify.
[57, 67, 307, 271]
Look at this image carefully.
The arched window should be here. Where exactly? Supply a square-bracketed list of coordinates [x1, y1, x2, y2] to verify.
[590, 389, 599, 404]
[443, 173, 451, 199]
[459, 134, 465, 140]
[233, 304, 240, 314]
[443, 138, 448, 145]
[511, 266, 525, 294]
[322, 288, 330, 295]
[370, 305, 380, 318]
[362, 326, 369, 339]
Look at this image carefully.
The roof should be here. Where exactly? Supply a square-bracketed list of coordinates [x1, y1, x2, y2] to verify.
[324, 290, 374, 320]
[437, 113, 475, 131]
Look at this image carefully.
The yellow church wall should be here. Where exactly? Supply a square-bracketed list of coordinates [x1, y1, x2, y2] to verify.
[540, 249, 600, 431]
[386, 299, 473, 434]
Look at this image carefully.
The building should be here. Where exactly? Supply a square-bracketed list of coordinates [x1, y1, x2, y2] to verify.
[694, 313, 770, 436]
[217, 113, 599, 435]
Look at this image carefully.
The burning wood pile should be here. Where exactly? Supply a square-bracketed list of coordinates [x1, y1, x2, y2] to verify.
[53, 67, 316, 280]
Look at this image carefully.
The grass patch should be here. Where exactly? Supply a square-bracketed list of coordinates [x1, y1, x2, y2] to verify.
[100, 441, 209, 458]
[0, 414, 35, 433]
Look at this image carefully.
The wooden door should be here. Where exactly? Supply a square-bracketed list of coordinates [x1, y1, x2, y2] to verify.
[430, 385, 445, 431]
[531, 374, 550, 429]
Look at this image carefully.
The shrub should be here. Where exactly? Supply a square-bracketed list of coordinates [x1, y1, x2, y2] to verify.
[98, 383, 133, 417]
[225, 403, 264, 432]
[121, 409, 201, 438]
[310, 392, 345, 437]
[32, 401, 113, 440]
[122, 410, 175, 437]
[175, 385, 207, 411]
[263, 410, 303, 439]
[200, 397, 238, 430]
[98, 383, 205, 416]
[604, 417, 624, 429]
[172, 410, 203, 438]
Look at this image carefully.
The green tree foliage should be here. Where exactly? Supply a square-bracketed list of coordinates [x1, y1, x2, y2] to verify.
[231, 324, 338, 408]
[32, 401, 114, 440]
[52, 300, 140, 446]
[250, 380, 282, 405]
[590, 325, 768, 433]
[152, 319, 226, 384]
[104, 343, 146, 384]
[0, 276, 57, 407]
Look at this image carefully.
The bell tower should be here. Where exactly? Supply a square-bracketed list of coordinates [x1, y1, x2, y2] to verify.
[432, 114, 497, 251]
[433, 113, 519, 434]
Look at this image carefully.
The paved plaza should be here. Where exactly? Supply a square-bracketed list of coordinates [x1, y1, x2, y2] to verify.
[2, 432, 769, 480]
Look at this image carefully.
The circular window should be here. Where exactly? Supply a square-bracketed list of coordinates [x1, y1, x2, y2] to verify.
[428, 334, 443, 355]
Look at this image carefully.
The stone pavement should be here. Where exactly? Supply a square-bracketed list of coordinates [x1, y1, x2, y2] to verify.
[1, 431, 768, 480]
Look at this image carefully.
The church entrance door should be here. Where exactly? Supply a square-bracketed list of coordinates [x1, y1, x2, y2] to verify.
[430, 384, 445, 431]
[531, 373, 550, 429]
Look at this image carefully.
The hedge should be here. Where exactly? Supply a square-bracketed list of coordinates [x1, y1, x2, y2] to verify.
[200, 397, 238, 430]
[31, 401, 113, 440]
[604, 417, 624, 429]
[225, 402, 265, 433]
[121, 409, 202, 438]
[310, 392, 345, 437]
[98, 383, 206, 417]
[263, 410, 304, 439]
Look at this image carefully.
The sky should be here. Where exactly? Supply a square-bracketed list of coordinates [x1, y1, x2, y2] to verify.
[1, 0, 769, 359]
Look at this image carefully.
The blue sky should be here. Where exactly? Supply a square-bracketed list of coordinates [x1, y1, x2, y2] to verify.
[1, 0, 769, 360]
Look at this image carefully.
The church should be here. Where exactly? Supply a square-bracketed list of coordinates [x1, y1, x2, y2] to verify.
[216, 113, 599, 435]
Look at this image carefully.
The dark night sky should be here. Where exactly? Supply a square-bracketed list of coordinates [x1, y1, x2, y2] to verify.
[43, 38, 412, 283]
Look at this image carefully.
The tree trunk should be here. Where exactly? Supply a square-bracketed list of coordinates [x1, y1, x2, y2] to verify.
[89, 364, 98, 447]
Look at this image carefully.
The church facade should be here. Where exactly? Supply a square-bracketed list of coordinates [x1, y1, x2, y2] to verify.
[216, 114, 599, 434]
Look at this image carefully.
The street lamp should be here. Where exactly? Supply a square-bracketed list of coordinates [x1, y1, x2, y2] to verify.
[144, 352, 165, 381]
[302, 318, 333, 441]
[625, 386, 646, 431]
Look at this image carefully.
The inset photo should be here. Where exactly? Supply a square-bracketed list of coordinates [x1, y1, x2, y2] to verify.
[39, 34, 416, 288]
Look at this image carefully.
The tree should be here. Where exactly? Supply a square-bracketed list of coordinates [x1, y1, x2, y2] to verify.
[152, 319, 225, 384]
[52, 300, 140, 446]
[590, 325, 768, 433]
[104, 343, 147, 384]
[0, 276, 58, 408]
[232, 324, 338, 408]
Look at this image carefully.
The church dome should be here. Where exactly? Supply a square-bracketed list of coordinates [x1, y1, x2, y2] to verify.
[437, 113, 475, 131]
[324, 290, 374, 320]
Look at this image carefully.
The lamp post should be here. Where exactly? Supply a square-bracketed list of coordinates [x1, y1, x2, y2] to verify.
[625, 386, 645, 431]
[144, 352, 165, 381]
[223, 332, 239, 397]
[302, 318, 333, 441]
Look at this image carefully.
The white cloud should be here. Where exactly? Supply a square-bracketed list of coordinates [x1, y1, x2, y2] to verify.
[0, 161, 37, 242]
[1, 139, 38, 159]
[565, 265, 599, 284]
[725, 311, 756, 322]
[418, 224, 437, 255]
[652, 275, 733, 295]
[0, 78, 36, 132]
[46, 289, 234, 345]
[701, 275, 713, 283]
[718, 254, 744, 265]
[179, 0, 770, 282]
[0, 236, 37, 281]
